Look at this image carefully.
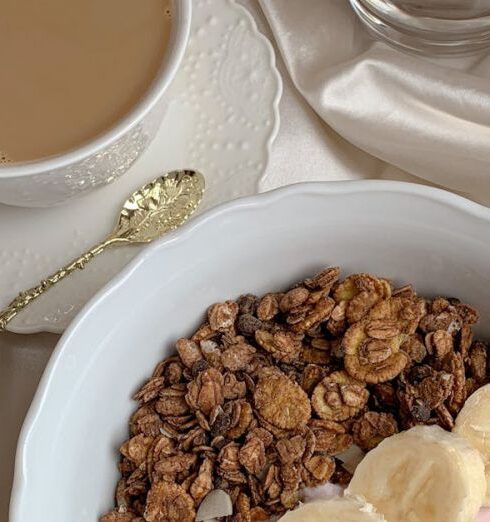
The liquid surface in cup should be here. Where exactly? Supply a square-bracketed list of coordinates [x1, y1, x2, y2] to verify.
[0, 0, 171, 163]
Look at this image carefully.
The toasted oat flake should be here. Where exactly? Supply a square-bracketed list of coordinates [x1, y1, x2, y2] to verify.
[208, 301, 239, 332]
[352, 411, 398, 451]
[100, 510, 138, 522]
[254, 368, 311, 430]
[304, 454, 336, 481]
[311, 371, 369, 421]
[144, 481, 195, 522]
[343, 320, 408, 383]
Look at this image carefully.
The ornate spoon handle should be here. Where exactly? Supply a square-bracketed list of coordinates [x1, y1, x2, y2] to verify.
[0, 171, 204, 333]
[0, 236, 123, 331]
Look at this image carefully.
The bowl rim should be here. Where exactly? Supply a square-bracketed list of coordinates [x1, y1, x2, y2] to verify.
[0, 0, 192, 179]
[9, 180, 490, 520]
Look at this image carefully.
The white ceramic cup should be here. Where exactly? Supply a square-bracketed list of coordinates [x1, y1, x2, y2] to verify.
[0, 0, 191, 208]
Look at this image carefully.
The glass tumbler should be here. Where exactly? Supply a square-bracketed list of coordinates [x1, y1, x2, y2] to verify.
[349, 0, 490, 54]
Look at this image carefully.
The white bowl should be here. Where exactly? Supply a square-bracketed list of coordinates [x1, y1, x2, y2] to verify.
[0, 0, 191, 208]
[10, 181, 490, 521]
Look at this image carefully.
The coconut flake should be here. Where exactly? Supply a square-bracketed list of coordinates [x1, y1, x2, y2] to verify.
[302, 482, 345, 503]
[336, 444, 365, 474]
[195, 489, 233, 521]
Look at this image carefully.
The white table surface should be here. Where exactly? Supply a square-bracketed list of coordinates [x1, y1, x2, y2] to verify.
[0, 2, 377, 520]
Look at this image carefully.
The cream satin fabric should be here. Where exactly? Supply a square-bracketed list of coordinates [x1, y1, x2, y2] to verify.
[259, 0, 490, 205]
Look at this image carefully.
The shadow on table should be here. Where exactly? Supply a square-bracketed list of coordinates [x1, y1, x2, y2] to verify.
[0, 332, 58, 522]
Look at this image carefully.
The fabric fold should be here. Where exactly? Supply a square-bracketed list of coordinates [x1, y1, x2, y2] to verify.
[259, 0, 490, 203]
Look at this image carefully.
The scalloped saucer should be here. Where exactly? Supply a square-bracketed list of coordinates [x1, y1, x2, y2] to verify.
[0, 0, 281, 333]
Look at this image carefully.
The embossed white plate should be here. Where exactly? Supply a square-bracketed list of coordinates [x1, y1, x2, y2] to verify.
[0, 0, 281, 333]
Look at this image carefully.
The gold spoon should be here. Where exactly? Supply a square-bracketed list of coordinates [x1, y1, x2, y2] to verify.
[0, 169, 205, 332]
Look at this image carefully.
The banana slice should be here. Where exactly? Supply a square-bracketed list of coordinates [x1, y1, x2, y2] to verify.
[347, 425, 485, 522]
[278, 496, 385, 521]
[454, 383, 490, 506]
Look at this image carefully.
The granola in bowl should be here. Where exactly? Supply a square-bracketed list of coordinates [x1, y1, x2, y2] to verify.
[101, 267, 488, 521]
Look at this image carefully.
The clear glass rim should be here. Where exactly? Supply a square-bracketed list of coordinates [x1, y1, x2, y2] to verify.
[350, 0, 490, 54]
[353, 0, 490, 34]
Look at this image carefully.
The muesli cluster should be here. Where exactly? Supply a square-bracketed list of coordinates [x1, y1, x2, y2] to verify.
[101, 267, 488, 522]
